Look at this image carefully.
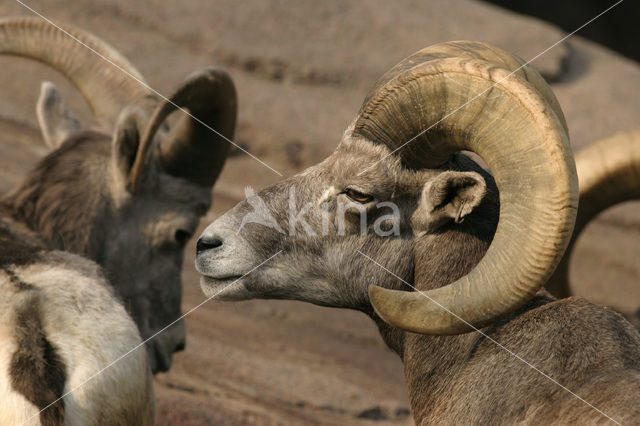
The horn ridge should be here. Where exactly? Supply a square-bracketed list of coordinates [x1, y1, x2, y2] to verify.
[0, 17, 156, 129]
[546, 129, 640, 298]
[128, 67, 236, 192]
[363, 43, 578, 335]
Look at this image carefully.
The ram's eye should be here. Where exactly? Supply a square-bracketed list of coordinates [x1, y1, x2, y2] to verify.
[345, 188, 374, 204]
[174, 229, 192, 247]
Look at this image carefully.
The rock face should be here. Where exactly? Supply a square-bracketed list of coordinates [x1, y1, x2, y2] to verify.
[483, 0, 640, 62]
[0, 1, 638, 424]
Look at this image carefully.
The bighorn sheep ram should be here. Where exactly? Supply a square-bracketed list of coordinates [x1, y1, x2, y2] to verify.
[0, 18, 235, 423]
[546, 130, 640, 326]
[196, 42, 640, 424]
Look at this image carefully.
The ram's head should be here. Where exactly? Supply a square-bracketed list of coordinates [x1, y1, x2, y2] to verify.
[196, 41, 578, 335]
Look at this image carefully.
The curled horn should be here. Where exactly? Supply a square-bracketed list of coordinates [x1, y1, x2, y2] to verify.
[128, 67, 236, 193]
[0, 17, 157, 129]
[356, 41, 578, 334]
[546, 129, 640, 298]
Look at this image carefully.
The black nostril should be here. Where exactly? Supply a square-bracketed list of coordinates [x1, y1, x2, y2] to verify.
[175, 340, 186, 352]
[196, 236, 223, 254]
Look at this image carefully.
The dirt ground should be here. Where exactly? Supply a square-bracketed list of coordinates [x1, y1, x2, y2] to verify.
[0, 1, 638, 425]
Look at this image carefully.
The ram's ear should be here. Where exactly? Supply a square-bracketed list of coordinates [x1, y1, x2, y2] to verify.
[111, 106, 148, 189]
[36, 81, 83, 150]
[412, 171, 486, 233]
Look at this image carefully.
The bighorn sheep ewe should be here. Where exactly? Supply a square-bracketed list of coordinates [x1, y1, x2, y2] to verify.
[0, 213, 154, 425]
[0, 17, 236, 424]
[547, 131, 640, 319]
[0, 17, 236, 374]
[196, 42, 640, 423]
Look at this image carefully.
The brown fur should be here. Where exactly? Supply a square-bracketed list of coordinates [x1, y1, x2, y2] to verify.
[2, 131, 111, 256]
[0, 228, 41, 269]
[10, 293, 66, 426]
[0, 207, 44, 269]
[1, 219, 67, 424]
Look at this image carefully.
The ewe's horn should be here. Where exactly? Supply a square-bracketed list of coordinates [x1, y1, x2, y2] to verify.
[357, 41, 578, 335]
[0, 17, 156, 129]
[129, 67, 236, 192]
[546, 129, 640, 298]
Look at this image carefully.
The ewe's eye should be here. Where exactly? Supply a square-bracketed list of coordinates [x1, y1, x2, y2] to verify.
[174, 229, 192, 247]
[345, 188, 374, 204]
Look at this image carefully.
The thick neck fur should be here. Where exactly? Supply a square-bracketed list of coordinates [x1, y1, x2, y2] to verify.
[1, 131, 112, 258]
[370, 176, 502, 422]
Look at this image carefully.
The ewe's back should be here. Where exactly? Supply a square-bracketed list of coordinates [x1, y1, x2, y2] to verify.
[0, 217, 153, 425]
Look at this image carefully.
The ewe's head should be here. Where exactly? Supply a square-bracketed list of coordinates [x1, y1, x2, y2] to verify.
[0, 18, 236, 372]
[197, 41, 578, 336]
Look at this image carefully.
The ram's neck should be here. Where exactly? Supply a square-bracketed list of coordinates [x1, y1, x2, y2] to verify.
[1, 133, 112, 257]
[370, 206, 498, 423]
[372, 308, 478, 423]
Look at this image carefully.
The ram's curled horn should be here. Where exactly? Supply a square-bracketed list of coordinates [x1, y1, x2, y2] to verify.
[546, 129, 640, 298]
[0, 17, 157, 129]
[358, 41, 578, 335]
[129, 67, 237, 193]
[353, 41, 568, 170]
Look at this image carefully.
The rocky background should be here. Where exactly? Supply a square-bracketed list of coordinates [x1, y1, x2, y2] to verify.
[0, 1, 638, 424]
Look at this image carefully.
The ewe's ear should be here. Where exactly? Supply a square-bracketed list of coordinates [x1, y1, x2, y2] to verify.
[36, 81, 83, 150]
[412, 171, 486, 233]
[111, 106, 148, 188]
